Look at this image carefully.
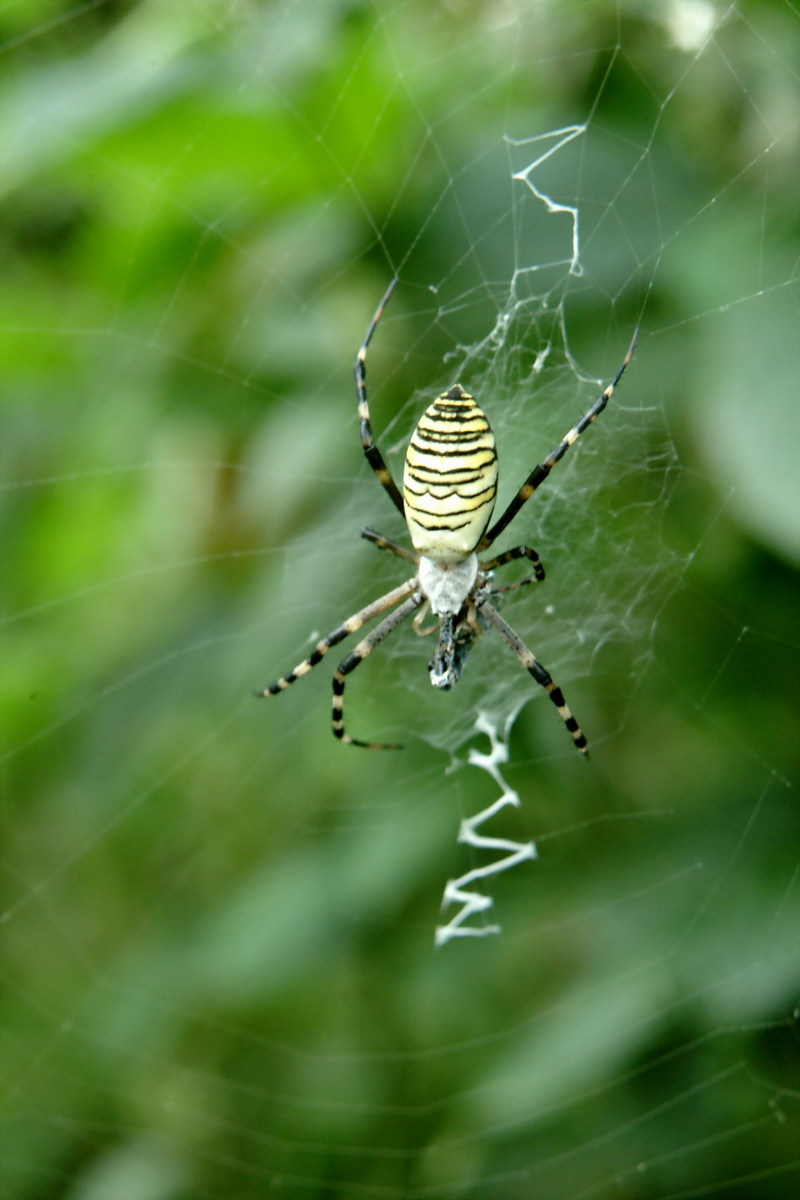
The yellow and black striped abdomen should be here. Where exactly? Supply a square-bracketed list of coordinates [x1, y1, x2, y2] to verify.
[403, 384, 498, 562]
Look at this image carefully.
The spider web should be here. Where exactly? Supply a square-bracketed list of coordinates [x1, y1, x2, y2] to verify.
[2, 2, 799, 1199]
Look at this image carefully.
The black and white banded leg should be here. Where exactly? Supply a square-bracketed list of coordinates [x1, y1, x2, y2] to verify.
[478, 329, 639, 552]
[360, 527, 417, 563]
[480, 601, 589, 756]
[332, 592, 423, 748]
[481, 544, 545, 595]
[354, 278, 406, 518]
[255, 579, 417, 698]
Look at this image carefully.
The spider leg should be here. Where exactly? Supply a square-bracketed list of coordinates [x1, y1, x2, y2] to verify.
[489, 576, 543, 597]
[361, 527, 417, 563]
[354, 278, 406, 519]
[481, 544, 545, 592]
[255, 579, 416, 697]
[333, 592, 424, 748]
[479, 600, 589, 756]
[479, 328, 638, 551]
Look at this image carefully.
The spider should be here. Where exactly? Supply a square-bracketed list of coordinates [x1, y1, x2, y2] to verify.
[256, 280, 637, 752]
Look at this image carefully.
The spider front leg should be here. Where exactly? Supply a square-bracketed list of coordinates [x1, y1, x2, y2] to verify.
[481, 545, 545, 595]
[255, 579, 416, 697]
[332, 592, 423, 748]
[480, 600, 589, 756]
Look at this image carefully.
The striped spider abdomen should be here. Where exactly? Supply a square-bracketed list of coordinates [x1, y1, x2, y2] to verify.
[403, 385, 498, 563]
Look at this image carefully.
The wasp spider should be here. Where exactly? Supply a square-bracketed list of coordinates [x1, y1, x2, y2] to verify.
[256, 280, 637, 752]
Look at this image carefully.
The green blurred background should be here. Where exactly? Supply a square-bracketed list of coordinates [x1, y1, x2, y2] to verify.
[2, 1, 798, 1197]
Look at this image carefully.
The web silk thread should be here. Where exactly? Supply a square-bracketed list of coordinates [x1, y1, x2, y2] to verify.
[435, 713, 537, 946]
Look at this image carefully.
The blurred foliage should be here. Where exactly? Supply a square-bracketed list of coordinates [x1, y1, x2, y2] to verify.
[1, 2, 799, 1199]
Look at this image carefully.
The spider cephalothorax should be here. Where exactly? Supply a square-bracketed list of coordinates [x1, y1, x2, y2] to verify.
[257, 279, 637, 752]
